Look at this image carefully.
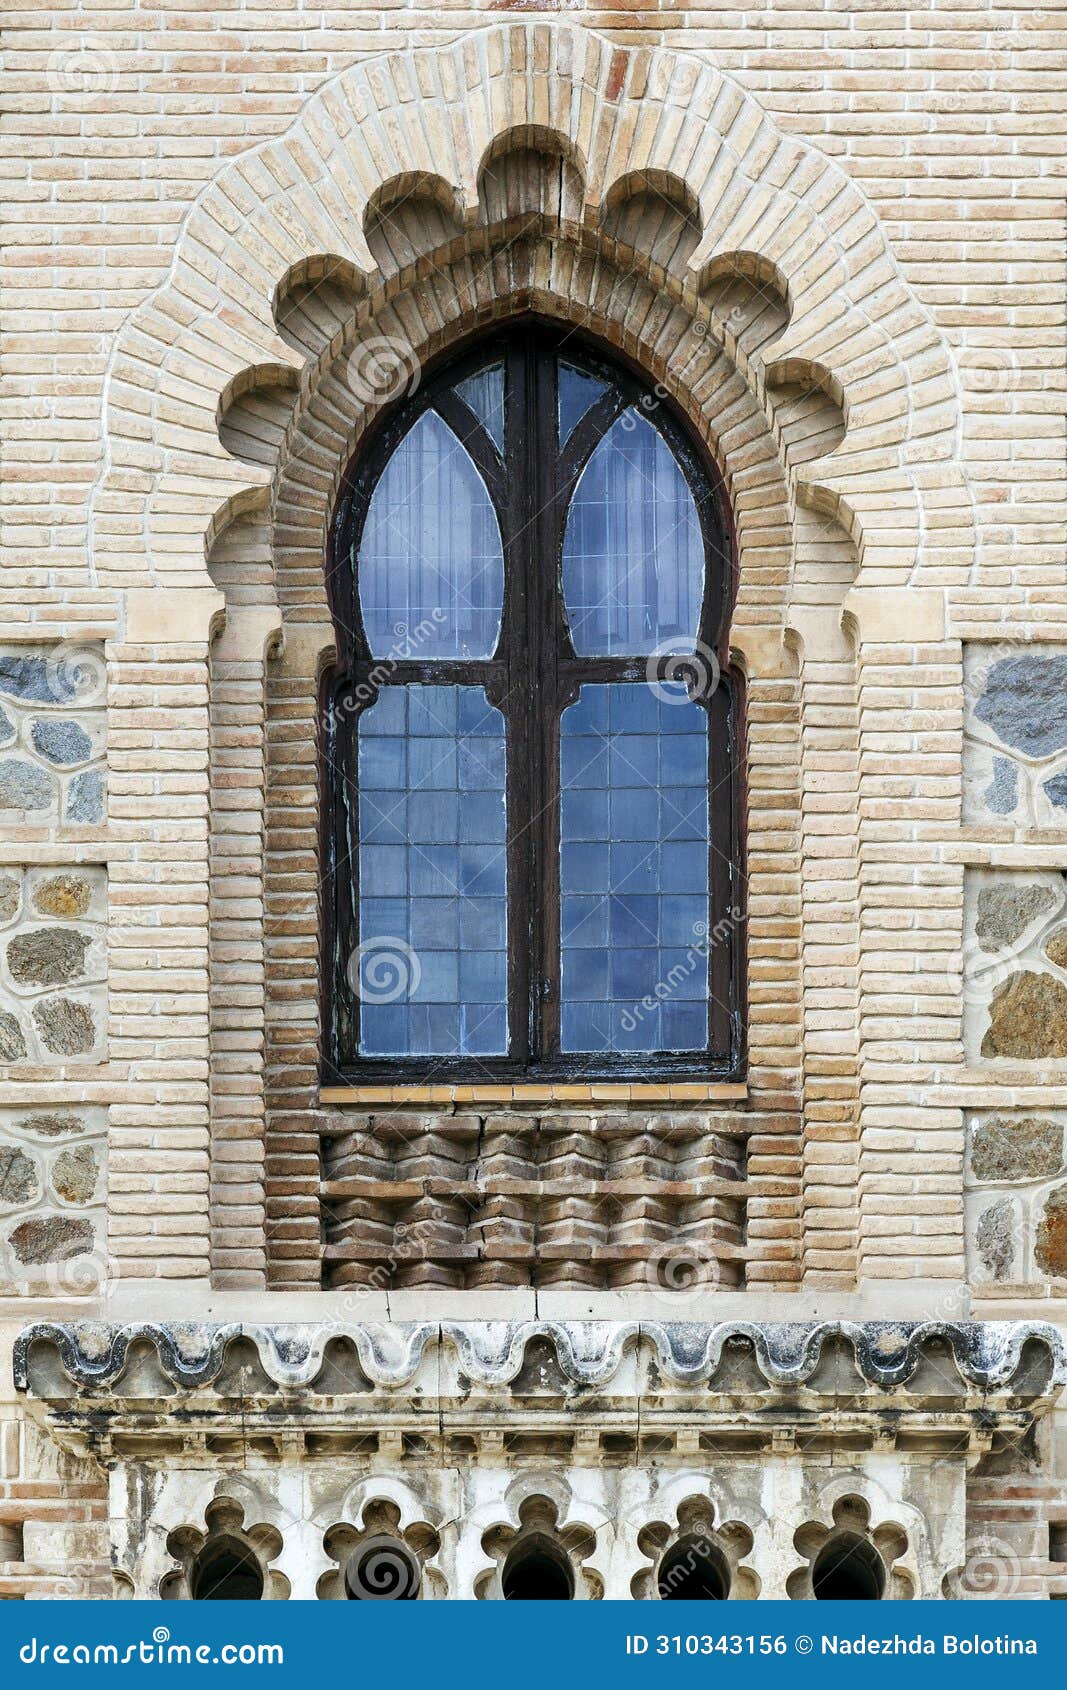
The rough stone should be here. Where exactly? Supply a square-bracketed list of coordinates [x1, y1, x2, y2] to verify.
[65, 770, 104, 825]
[982, 971, 1067, 1061]
[0, 706, 13, 746]
[975, 883, 1059, 952]
[8, 1215, 93, 1265]
[1045, 929, 1067, 971]
[0, 1148, 38, 1207]
[976, 1199, 1015, 1279]
[7, 928, 91, 988]
[18, 1113, 85, 1138]
[31, 719, 93, 767]
[1044, 773, 1067, 812]
[0, 1014, 26, 1062]
[32, 998, 96, 1057]
[33, 874, 91, 919]
[984, 756, 1019, 817]
[0, 877, 19, 924]
[1036, 1186, 1067, 1279]
[971, 1116, 1064, 1183]
[0, 655, 79, 706]
[975, 655, 1067, 758]
[52, 1145, 100, 1206]
[0, 760, 53, 812]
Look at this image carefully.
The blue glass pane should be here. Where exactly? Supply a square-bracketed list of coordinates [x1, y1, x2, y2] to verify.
[559, 362, 609, 446]
[356, 685, 508, 1056]
[561, 410, 705, 655]
[358, 411, 504, 659]
[559, 682, 709, 1053]
[455, 364, 505, 454]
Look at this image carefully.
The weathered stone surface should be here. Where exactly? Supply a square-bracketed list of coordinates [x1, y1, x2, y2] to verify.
[984, 756, 1018, 816]
[971, 1116, 1064, 1183]
[0, 655, 79, 705]
[33, 875, 91, 919]
[18, 1113, 84, 1138]
[31, 719, 93, 767]
[0, 760, 52, 812]
[32, 999, 96, 1057]
[0, 877, 19, 924]
[975, 655, 1067, 758]
[9, 1215, 93, 1265]
[975, 883, 1059, 952]
[52, 1145, 100, 1205]
[1036, 1186, 1067, 1278]
[1045, 773, 1067, 812]
[976, 1199, 1015, 1279]
[982, 971, 1067, 1060]
[1045, 928, 1067, 970]
[7, 929, 91, 988]
[0, 707, 13, 746]
[65, 770, 103, 825]
[0, 1014, 26, 1062]
[0, 1148, 38, 1207]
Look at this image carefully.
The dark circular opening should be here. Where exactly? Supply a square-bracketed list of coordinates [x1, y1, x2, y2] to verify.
[344, 1536, 421, 1601]
[191, 1536, 264, 1601]
[812, 1532, 885, 1601]
[657, 1535, 730, 1600]
[501, 1535, 574, 1600]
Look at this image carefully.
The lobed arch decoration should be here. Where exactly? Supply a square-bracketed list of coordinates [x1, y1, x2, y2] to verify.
[89, 19, 973, 600]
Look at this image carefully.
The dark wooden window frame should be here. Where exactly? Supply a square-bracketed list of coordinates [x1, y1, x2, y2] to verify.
[321, 319, 746, 1084]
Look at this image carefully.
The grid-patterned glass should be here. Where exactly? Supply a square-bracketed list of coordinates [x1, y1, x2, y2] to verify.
[357, 411, 504, 660]
[559, 682, 709, 1053]
[357, 685, 508, 1056]
[561, 408, 704, 656]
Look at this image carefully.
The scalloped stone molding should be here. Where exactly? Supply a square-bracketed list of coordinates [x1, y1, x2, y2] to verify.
[17, 1317, 1063, 1397]
[90, 21, 972, 595]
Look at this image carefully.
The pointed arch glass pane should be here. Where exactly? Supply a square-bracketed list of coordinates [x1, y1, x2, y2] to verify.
[558, 362, 609, 447]
[561, 409, 705, 656]
[454, 364, 505, 454]
[357, 410, 504, 659]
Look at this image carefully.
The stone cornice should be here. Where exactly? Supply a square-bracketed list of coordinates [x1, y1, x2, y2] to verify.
[15, 1320, 1065, 1470]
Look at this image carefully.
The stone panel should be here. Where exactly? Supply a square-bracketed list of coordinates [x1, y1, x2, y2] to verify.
[966, 1109, 1067, 1285]
[0, 1106, 107, 1294]
[0, 868, 107, 1066]
[964, 645, 1067, 829]
[962, 869, 1067, 1065]
[0, 648, 107, 829]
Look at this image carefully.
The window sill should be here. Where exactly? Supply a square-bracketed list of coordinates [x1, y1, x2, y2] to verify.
[319, 1081, 748, 1106]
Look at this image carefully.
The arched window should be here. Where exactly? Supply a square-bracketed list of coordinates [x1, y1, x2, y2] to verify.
[324, 323, 741, 1081]
[657, 1535, 730, 1600]
[811, 1533, 886, 1601]
[501, 1535, 575, 1600]
[190, 1536, 264, 1600]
